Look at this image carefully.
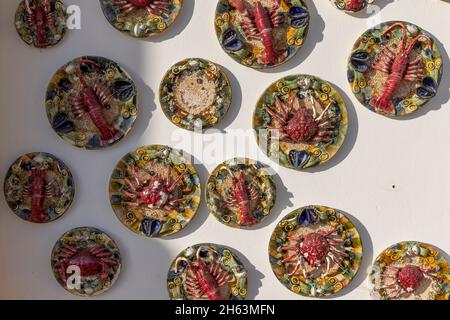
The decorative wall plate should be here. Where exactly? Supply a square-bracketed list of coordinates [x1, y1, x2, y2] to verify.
[348, 21, 442, 117]
[206, 157, 276, 228]
[109, 145, 201, 238]
[167, 243, 248, 300]
[51, 227, 122, 297]
[15, 0, 67, 48]
[369, 241, 450, 300]
[3, 152, 74, 223]
[253, 75, 347, 170]
[269, 205, 363, 297]
[330, 0, 370, 12]
[215, 0, 309, 69]
[160, 58, 232, 131]
[46, 56, 138, 149]
[99, 0, 183, 38]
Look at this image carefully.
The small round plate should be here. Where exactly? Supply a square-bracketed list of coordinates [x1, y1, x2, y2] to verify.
[269, 205, 363, 297]
[51, 227, 122, 297]
[160, 58, 232, 131]
[15, 0, 67, 48]
[330, 0, 369, 12]
[99, 0, 183, 38]
[253, 74, 348, 170]
[109, 145, 201, 238]
[206, 157, 276, 228]
[3, 152, 74, 223]
[215, 0, 309, 69]
[348, 21, 443, 117]
[369, 241, 450, 300]
[46, 56, 138, 149]
[167, 243, 248, 300]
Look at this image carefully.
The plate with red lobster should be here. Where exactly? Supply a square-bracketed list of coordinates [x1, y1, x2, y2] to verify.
[167, 243, 248, 300]
[46, 56, 138, 149]
[99, 0, 183, 38]
[269, 205, 363, 297]
[215, 0, 309, 69]
[15, 0, 67, 48]
[51, 227, 122, 296]
[330, 0, 371, 13]
[348, 21, 443, 117]
[109, 145, 201, 238]
[253, 74, 348, 170]
[3, 152, 75, 223]
[206, 157, 276, 228]
[369, 241, 450, 300]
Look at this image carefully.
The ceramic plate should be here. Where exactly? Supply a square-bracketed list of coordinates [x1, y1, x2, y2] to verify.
[369, 241, 450, 300]
[109, 145, 201, 238]
[46, 56, 138, 149]
[15, 0, 67, 48]
[348, 21, 442, 117]
[253, 74, 348, 170]
[330, 0, 369, 12]
[269, 205, 363, 297]
[3, 152, 74, 223]
[215, 0, 309, 69]
[51, 227, 122, 297]
[167, 243, 248, 300]
[160, 58, 232, 131]
[206, 157, 276, 228]
[99, 0, 182, 38]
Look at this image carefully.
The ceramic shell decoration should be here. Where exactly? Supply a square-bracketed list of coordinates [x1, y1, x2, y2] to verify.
[3, 152, 74, 223]
[109, 145, 201, 238]
[160, 58, 232, 131]
[330, 0, 371, 12]
[206, 158, 276, 228]
[99, 0, 182, 38]
[15, 0, 67, 48]
[51, 227, 122, 297]
[348, 21, 442, 117]
[253, 75, 347, 170]
[269, 206, 363, 297]
[369, 241, 450, 300]
[215, 0, 309, 69]
[167, 243, 248, 300]
[46, 56, 138, 149]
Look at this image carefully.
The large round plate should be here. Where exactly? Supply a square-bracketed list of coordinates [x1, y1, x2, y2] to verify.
[215, 0, 309, 69]
[167, 243, 248, 300]
[159, 58, 232, 131]
[253, 74, 348, 170]
[206, 157, 276, 228]
[109, 145, 201, 238]
[348, 21, 443, 117]
[330, 0, 369, 12]
[99, 0, 183, 38]
[3, 152, 74, 223]
[269, 205, 363, 297]
[369, 241, 450, 300]
[46, 56, 138, 149]
[51, 227, 122, 297]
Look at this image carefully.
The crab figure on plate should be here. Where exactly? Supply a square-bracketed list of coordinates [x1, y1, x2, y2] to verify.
[330, 0, 370, 12]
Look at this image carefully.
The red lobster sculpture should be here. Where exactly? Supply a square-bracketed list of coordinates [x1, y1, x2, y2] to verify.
[114, 0, 170, 15]
[24, 0, 56, 48]
[370, 22, 431, 114]
[70, 59, 121, 146]
[23, 168, 54, 223]
[230, 0, 285, 65]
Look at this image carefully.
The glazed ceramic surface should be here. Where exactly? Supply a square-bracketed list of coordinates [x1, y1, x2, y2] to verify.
[15, 0, 67, 48]
[330, 0, 369, 12]
[160, 58, 232, 131]
[253, 74, 347, 170]
[369, 241, 450, 300]
[99, 0, 182, 38]
[348, 21, 442, 117]
[167, 243, 248, 300]
[215, 0, 309, 69]
[46, 56, 137, 149]
[109, 145, 201, 238]
[3, 152, 74, 223]
[269, 205, 363, 297]
[206, 157, 276, 228]
[51, 227, 122, 297]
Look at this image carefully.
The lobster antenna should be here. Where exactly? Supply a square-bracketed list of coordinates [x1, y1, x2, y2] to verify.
[405, 35, 431, 55]
[382, 22, 407, 49]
